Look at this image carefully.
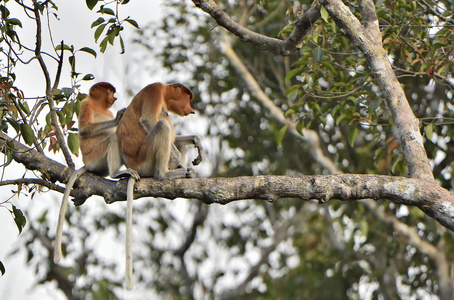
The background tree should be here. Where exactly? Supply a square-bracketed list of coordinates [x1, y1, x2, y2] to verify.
[1, 0, 454, 299]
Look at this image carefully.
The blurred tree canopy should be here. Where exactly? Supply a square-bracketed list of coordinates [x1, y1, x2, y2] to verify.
[1, 0, 454, 299]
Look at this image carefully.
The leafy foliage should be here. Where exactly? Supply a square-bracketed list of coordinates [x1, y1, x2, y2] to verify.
[86, 0, 139, 53]
[0, 0, 453, 299]
[130, 0, 454, 298]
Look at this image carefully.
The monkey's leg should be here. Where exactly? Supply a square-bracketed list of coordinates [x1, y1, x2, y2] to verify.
[168, 143, 183, 170]
[141, 120, 189, 180]
[107, 134, 139, 180]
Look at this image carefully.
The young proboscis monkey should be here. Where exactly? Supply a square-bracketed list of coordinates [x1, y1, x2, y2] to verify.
[116, 82, 203, 289]
[54, 82, 139, 264]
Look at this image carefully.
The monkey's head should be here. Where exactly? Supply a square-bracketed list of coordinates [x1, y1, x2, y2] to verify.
[89, 82, 117, 108]
[166, 84, 195, 117]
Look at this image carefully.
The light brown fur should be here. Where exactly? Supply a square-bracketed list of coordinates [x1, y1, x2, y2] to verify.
[117, 82, 201, 179]
[54, 82, 138, 264]
[116, 82, 203, 290]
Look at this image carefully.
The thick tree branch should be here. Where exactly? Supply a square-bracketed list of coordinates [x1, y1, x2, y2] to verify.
[192, 0, 321, 55]
[1, 131, 454, 231]
[118, 174, 453, 228]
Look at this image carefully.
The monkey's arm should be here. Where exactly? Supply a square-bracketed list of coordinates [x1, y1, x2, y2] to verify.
[174, 135, 203, 165]
[79, 108, 126, 138]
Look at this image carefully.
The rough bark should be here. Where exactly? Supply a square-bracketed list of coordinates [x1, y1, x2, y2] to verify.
[1, 132, 453, 231]
[192, 0, 321, 55]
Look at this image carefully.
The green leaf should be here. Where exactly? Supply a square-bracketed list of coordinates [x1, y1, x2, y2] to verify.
[45, 113, 52, 126]
[296, 120, 304, 136]
[55, 44, 72, 52]
[6, 149, 13, 166]
[100, 36, 109, 53]
[20, 123, 34, 145]
[82, 74, 95, 81]
[0, 6, 10, 18]
[391, 156, 402, 174]
[425, 124, 433, 140]
[68, 56, 75, 72]
[276, 124, 289, 147]
[345, 96, 357, 106]
[285, 66, 303, 83]
[91, 17, 105, 28]
[125, 18, 139, 29]
[308, 102, 321, 114]
[67, 133, 79, 155]
[12, 205, 26, 234]
[6, 117, 20, 132]
[18, 101, 30, 116]
[100, 7, 115, 15]
[368, 100, 381, 114]
[320, 6, 329, 23]
[94, 24, 107, 42]
[312, 47, 323, 64]
[360, 220, 369, 237]
[348, 126, 358, 147]
[107, 26, 120, 45]
[86, 0, 98, 10]
[336, 113, 346, 126]
[285, 108, 296, 117]
[0, 261, 4, 275]
[8, 18, 22, 28]
[312, 30, 319, 43]
[321, 60, 336, 75]
[38, 210, 48, 225]
[119, 35, 125, 54]
[79, 47, 97, 58]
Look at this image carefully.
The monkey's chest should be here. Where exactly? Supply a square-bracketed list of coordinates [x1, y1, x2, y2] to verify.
[93, 112, 113, 122]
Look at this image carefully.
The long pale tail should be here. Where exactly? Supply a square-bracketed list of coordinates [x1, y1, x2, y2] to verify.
[126, 176, 135, 290]
[54, 167, 86, 263]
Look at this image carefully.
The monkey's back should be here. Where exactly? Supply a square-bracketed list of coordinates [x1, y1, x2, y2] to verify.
[117, 84, 164, 167]
[116, 106, 146, 166]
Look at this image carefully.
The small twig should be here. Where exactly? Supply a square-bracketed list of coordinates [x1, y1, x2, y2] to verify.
[0, 178, 66, 194]
[33, 3, 74, 169]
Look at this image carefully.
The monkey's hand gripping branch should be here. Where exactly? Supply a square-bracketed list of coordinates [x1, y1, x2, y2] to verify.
[192, 137, 203, 166]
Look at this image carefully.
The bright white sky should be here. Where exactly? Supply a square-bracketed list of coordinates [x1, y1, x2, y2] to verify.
[0, 1, 167, 299]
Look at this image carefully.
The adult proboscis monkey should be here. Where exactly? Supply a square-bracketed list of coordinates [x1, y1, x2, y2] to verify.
[54, 82, 139, 264]
[116, 82, 203, 289]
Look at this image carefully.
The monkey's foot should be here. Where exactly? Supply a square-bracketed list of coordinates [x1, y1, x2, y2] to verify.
[192, 154, 202, 166]
[186, 168, 196, 178]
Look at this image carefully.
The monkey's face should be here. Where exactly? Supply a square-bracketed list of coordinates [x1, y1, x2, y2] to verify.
[168, 95, 195, 116]
[105, 90, 117, 108]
